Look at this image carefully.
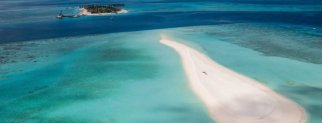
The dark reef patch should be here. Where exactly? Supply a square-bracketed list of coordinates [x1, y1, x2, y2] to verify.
[203, 24, 322, 64]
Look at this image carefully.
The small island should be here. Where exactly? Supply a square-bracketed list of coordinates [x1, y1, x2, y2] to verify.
[79, 4, 128, 16]
[56, 4, 128, 19]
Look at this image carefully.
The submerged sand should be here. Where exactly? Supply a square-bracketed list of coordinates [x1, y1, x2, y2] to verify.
[160, 35, 306, 123]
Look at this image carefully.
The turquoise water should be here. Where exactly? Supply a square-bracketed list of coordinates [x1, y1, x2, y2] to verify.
[0, 31, 214, 123]
[1, 0, 322, 122]
[1, 23, 322, 123]
[163, 23, 322, 123]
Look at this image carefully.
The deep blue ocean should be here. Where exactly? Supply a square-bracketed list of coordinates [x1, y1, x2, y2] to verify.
[1, 0, 322, 43]
[1, 0, 322, 123]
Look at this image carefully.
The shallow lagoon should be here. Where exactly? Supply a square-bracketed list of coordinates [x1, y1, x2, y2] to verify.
[2, 23, 321, 122]
[0, 31, 214, 123]
[163, 23, 322, 123]
[1, 0, 322, 122]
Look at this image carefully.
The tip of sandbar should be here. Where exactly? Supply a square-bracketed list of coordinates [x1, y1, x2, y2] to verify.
[158, 33, 307, 123]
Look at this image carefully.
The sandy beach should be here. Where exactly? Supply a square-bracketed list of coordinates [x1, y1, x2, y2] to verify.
[160, 35, 306, 123]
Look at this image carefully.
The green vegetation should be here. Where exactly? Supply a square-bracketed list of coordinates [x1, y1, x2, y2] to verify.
[80, 4, 125, 14]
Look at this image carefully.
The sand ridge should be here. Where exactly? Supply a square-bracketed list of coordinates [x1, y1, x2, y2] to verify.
[160, 34, 306, 123]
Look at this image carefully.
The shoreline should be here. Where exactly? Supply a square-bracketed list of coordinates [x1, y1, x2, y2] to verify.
[160, 35, 306, 123]
[79, 8, 128, 16]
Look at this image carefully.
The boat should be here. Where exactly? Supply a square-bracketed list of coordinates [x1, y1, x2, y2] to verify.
[56, 10, 64, 19]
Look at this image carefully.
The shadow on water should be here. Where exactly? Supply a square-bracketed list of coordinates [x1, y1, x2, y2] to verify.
[149, 105, 214, 123]
[0, 37, 161, 123]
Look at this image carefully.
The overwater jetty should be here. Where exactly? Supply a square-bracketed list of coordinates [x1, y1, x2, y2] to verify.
[56, 11, 80, 19]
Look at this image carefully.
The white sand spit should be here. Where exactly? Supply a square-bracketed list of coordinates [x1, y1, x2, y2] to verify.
[160, 35, 306, 123]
